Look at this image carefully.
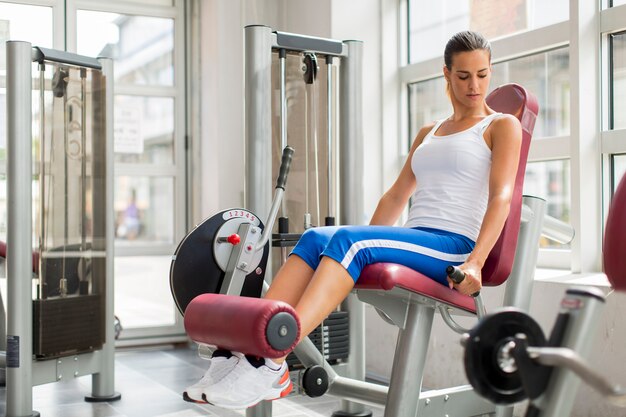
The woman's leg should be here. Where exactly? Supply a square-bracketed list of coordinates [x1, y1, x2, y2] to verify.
[293, 256, 355, 340]
[264, 226, 341, 307]
[263, 255, 314, 307]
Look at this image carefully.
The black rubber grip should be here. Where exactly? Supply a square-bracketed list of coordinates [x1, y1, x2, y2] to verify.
[446, 265, 480, 297]
[276, 146, 295, 190]
[446, 265, 465, 284]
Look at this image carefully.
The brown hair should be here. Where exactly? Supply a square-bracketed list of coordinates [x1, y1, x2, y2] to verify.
[444, 31, 491, 70]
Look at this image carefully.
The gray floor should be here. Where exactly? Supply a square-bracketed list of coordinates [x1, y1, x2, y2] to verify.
[0, 346, 385, 417]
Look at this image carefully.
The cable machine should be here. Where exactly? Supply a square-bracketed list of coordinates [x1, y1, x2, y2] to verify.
[5, 41, 119, 417]
[244, 26, 366, 417]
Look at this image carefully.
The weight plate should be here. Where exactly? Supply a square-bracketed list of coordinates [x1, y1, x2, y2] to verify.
[464, 308, 546, 405]
[170, 208, 268, 315]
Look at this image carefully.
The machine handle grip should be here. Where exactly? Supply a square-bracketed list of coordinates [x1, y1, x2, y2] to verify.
[276, 146, 294, 190]
[446, 265, 480, 297]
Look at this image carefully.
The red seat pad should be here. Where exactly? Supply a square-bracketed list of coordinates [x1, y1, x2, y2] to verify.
[356, 263, 476, 314]
[604, 173, 626, 291]
[184, 293, 300, 358]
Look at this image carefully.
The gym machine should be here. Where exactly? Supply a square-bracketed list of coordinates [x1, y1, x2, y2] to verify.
[4, 41, 119, 417]
[461, 172, 626, 417]
[170, 25, 366, 417]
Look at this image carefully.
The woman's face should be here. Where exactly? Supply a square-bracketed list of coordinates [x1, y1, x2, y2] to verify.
[444, 49, 491, 109]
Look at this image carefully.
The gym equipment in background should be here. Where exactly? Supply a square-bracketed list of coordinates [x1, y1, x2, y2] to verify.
[4, 42, 119, 417]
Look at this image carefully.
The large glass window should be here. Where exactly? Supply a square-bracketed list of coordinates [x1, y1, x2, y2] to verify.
[407, 48, 570, 140]
[75, 5, 184, 335]
[611, 32, 626, 129]
[491, 48, 570, 137]
[408, 0, 569, 63]
[0, 4, 54, 243]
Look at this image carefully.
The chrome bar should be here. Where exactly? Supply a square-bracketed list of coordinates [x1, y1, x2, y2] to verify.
[536, 287, 606, 416]
[339, 40, 363, 226]
[244, 25, 273, 221]
[90, 57, 118, 400]
[503, 196, 546, 311]
[521, 200, 575, 244]
[6, 40, 35, 417]
[527, 346, 626, 407]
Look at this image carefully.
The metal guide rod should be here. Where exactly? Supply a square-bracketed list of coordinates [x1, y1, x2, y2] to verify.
[326, 56, 334, 220]
[279, 49, 287, 217]
[6, 40, 36, 417]
[279, 49, 287, 151]
[38, 62, 46, 300]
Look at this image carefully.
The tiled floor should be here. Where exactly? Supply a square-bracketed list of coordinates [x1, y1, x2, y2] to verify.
[0, 346, 386, 417]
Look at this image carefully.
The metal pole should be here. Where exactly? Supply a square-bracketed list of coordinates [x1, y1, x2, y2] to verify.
[326, 55, 334, 223]
[537, 288, 606, 417]
[496, 196, 546, 417]
[89, 57, 121, 401]
[244, 25, 273, 417]
[335, 39, 369, 417]
[339, 40, 364, 226]
[6, 40, 36, 417]
[502, 196, 546, 311]
[244, 25, 273, 220]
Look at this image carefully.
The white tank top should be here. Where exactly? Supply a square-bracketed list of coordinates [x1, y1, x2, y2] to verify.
[403, 113, 501, 241]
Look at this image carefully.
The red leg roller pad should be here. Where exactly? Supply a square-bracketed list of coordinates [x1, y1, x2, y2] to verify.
[184, 293, 301, 359]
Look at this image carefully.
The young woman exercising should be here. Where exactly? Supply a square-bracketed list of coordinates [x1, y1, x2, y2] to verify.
[184, 30, 522, 409]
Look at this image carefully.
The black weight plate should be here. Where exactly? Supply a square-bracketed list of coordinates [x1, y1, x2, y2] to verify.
[170, 208, 269, 315]
[464, 308, 546, 405]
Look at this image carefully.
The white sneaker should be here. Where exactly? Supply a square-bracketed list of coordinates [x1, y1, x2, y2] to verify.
[203, 356, 292, 409]
[183, 350, 241, 403]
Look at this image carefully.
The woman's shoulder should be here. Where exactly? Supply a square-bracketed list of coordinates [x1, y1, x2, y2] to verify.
[490, 113, 522, 131]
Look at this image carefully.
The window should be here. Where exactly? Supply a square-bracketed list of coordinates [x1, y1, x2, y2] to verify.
[491, 48, 570, 137]
[74, 4, 185, 336]
[612, 154, 626, 192]
[0, 3, 54, 241]
[407, 0, 569, 64]
[611, 32, 626, 129]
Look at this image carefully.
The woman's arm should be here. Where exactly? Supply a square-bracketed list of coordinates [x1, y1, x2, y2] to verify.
[369, 123, 435, 226]
[452, 114, 522, 296]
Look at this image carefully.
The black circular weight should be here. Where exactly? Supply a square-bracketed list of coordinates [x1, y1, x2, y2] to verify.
[265, 312, 299, 351]
[464, 308, 546, 405]
[170, 208, 269, 315]
[302, 365, 329, 398]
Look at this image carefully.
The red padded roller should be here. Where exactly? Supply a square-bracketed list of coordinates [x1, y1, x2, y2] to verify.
[184, 293, 301, 358]
[604, 173, 626, 291]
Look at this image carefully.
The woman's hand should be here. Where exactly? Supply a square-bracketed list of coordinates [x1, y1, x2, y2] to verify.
[447, 261, 482, 296]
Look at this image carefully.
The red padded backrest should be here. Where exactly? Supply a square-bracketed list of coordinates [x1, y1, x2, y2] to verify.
[481, 84, 538, 286]
[604, 173, 626, 291]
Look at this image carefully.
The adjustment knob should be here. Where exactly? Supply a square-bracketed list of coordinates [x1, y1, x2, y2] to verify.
[227, 234, 241, 245]
[218, 234, 241, 245]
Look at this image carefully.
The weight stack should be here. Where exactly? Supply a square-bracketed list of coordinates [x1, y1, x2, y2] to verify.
[287, 310, 349, 369]
[33, 294, 105, 359]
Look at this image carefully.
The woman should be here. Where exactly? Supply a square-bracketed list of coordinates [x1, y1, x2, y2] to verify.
[185, 30, 522, 409]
